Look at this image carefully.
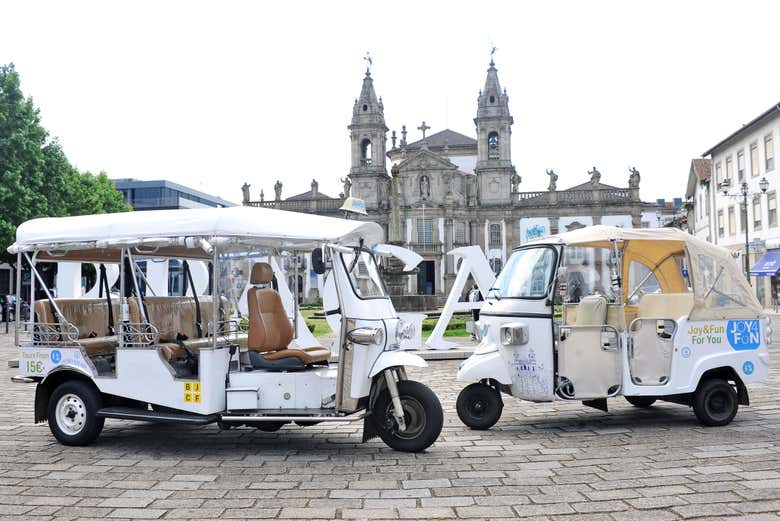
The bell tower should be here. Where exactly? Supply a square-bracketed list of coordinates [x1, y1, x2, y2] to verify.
[474, 57, 516, 203]
[348, 62, 388, 210]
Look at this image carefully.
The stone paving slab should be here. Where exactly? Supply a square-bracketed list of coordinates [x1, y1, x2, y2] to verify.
[1, 331, 779, 520]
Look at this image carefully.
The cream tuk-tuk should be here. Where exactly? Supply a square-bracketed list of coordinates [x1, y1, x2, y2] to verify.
[456, 226, 770, 429]
[9, 206, 443, 452]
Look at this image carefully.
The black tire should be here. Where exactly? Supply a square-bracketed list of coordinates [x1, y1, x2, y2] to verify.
[625, 396, 657, 408]
[456, 382, 503, 429]
[255, 422, 286, 432]
[47, 379, 104, 446]
[693, 379, 738, 427]
[372, 380, 443, 453]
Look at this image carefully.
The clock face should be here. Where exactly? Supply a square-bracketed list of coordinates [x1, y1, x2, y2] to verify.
[488, 134, 499, 149]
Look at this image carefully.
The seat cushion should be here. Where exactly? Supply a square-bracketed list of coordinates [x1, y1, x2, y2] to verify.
[247, 287, 294, 352]
[638, 293, 694, 320]
[576, 295, 608, 326]
[262, 347, 331, 364]
[78, 336, 118, 357]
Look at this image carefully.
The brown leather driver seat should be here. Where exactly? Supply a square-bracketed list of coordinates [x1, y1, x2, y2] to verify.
[247, 262, 330, 370]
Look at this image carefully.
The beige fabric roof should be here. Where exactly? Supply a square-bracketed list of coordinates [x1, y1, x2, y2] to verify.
[530, 225, 763, 320]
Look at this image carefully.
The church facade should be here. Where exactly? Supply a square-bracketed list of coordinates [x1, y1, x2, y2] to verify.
[244, 59, 661, 301]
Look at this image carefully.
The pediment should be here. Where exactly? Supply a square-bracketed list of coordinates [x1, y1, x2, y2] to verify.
[396, 149, 457, 173]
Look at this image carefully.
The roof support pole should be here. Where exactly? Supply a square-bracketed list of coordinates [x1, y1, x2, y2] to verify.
[212, 237, 219, 349]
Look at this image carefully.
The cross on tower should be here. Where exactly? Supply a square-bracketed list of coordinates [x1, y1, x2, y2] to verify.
[417, 121, 431, 139]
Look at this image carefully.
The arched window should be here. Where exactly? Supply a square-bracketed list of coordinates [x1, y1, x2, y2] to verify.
[360, 139, 372, 166]
[488, 132, 499, 160]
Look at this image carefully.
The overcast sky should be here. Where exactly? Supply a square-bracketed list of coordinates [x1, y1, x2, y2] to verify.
[2, 0, 778, 205]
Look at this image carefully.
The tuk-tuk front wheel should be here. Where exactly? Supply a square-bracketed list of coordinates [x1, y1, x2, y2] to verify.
[693, 379, 738, 427]
[372, 380, 443, 453]
[48, 380, 104, 446]
[456, 382, 503, 430]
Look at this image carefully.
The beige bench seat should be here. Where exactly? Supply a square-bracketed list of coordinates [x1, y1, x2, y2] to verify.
[129, 295, 236, 360]
[34, 299, 119, 357]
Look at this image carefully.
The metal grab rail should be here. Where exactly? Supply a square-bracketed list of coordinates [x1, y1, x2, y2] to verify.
[19, 321, 79, 347]
[119, 322, 159, 348]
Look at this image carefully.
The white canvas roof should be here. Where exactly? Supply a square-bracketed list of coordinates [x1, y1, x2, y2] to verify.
[529, 224, 692, 246]
[9, 206, 384, 253]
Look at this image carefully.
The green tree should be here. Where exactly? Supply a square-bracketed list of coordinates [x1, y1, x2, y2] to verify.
[0, 63, 130, 266]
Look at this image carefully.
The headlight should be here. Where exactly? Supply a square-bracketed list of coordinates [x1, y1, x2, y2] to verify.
[396, 320, 413, 343]
[500, 323, 529, 346]
[501, 328, 513, 346]
[347, 326, 385, 346]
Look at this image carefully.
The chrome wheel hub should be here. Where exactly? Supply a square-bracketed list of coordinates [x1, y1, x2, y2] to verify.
[55, 394, 86, 436]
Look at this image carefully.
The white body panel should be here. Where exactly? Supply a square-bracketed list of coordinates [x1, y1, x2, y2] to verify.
[622, 317, 770, 396]
[460, 309, 771, 401]
[369, 351, 427, 378]
[96, 348, 230, 414]
[228, 368, 337, 410]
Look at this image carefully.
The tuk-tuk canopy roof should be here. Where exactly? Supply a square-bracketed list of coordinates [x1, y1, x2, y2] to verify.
[529, 225, 764, 321]
[9, 206, 384, 258]
[531, 224, 692, 247]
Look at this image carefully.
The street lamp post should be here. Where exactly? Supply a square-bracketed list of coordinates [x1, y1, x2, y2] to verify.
[655, 207, 663, 228]
[721, 177, 770, 284]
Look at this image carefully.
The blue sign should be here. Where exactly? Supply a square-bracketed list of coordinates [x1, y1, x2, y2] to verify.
[51, 349, 62, 364]
[726, 320, 761, 351]
[525, 224, 547, 241]
[743, 361, 755, 375]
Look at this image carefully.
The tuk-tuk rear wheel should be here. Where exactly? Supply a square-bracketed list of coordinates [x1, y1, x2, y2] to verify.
[372, 380, 443, 453]
[693, 379, 738, 427]
[625, 396, 657, 408]
[48, 379, 104, 446]
[456, 382, 503, 430]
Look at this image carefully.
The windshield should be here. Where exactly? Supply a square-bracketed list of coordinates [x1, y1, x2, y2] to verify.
[489, 247, 556, 299]
[341, 251, 387, 299]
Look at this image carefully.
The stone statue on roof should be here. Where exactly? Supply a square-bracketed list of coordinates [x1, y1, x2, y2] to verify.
[628, 167, 641, 189]
[340, 177, 352, 198]
[546, 169, 558, 192]
[589, 166, 601, 188]
[274, 180, 283, 201]
[241, 182, 250, 204]
[510, 171, 521, 193]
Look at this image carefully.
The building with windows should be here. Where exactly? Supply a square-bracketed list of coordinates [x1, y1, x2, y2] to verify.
[686, 102, 780, 308]
[113, 178, 235, 210]
[244, 58, 660, 302]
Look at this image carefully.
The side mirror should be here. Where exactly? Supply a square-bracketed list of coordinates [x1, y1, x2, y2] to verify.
[557, 267, 568, 298]
[311, 247, 327, 275]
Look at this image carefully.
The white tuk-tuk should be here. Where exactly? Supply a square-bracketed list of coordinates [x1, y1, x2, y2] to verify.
[456, 226, 770, 429]
[9, 206, 443, 452]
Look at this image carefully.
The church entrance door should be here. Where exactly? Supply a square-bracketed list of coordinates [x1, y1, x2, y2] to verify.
[417, 261, 436, 295]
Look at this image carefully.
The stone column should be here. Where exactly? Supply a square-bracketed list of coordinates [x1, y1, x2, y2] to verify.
[501, 219, 507, 264]
[550, 216, 560, 235]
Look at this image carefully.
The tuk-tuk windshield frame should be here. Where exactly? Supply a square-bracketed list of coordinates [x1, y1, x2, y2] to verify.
[339, 250, 389, 300]
[488, 246, 558, 300]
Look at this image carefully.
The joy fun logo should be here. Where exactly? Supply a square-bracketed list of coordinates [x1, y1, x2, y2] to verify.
[726, 320, 761, 351]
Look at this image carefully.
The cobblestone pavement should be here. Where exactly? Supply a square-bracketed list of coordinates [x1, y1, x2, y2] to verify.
[1, 330, 779, 521]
